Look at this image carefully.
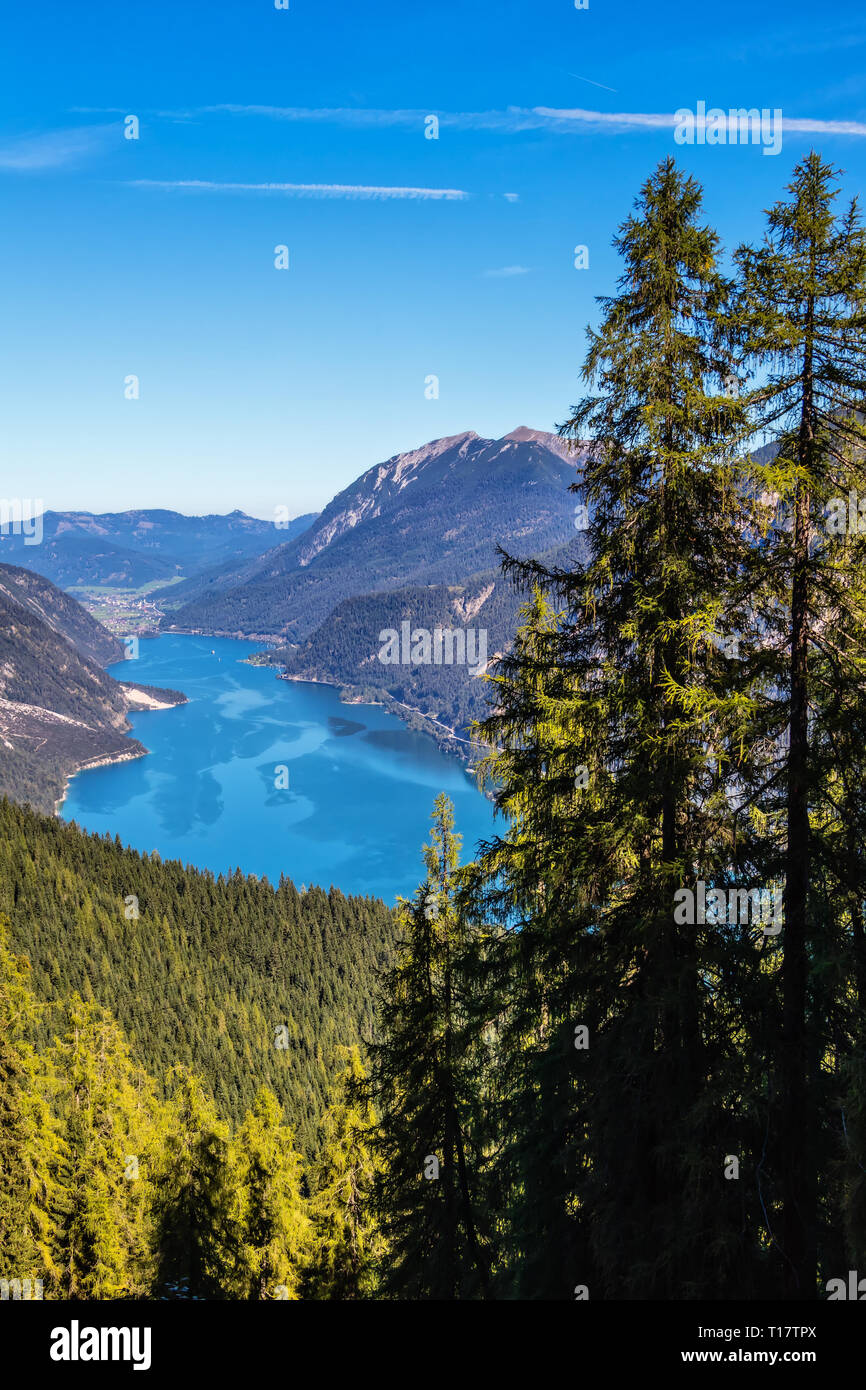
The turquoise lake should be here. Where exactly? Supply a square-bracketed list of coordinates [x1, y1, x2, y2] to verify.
[61, 634, 497, 905]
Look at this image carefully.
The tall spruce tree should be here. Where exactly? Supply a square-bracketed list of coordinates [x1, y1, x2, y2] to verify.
[370, 795, 491, 1298]
[469, 157, 767, 1297]
[734, 151, 866, 1297]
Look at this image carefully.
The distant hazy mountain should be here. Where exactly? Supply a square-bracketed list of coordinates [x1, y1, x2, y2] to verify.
[0, 508, 318, 590]
[0, 563, 182, 813]
[162, 428, 588, 640]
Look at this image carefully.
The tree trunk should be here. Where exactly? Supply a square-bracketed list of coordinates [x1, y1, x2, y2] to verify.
[780, 347, 817, 1296]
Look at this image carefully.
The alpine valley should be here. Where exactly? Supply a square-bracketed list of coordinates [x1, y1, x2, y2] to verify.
[158, 426, 590, 755]
[5, 147, 866, 1309]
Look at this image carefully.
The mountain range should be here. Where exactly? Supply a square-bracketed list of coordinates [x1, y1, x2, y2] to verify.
[0, 508, 317, 590]
[160, 427, 586, 636]
[158, 427, 589, 748]
[0, 427, 587, 802]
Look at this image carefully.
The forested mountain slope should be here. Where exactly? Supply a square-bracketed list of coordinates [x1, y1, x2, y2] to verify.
[0, 563, 183, 813]
[262, 534, 589, 748]
[0, 562, 122, 665]
[0, 798, 398, 1155]
[0, 565, 146, 811]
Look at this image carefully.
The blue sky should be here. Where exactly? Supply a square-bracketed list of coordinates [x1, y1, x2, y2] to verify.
[1, 0, 865, 518]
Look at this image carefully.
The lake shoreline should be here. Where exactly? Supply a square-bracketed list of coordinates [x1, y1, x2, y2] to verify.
[59, 632, 496, 902]
[172, 632, 482, 774]
[272, 670, 478, 765]
[54, 682, 188, 816]
[54, 747, 148, 816]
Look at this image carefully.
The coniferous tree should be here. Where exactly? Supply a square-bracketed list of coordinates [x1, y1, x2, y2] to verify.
[469, 158, 765, 1297]
[0, 917, 62, 1292]
[371, 795, 491, 1298]
[734, 151, 866, 1296]
[49, 995, 158, 1298]
[151, 1067, 240, 1299]
[0, 922, 40, 1280]
[233, 1087, 311, 1300]
[305, 1045, 382, 1299]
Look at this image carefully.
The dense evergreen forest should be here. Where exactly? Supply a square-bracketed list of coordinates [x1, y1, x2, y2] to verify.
[0, 799, 398, 1153]
[3, 150, 866, 1301]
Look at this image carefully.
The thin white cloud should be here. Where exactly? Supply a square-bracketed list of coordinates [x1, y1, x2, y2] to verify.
[203, 104, 425, 125]
[778, 115, 866, 135]
[194, 103, 866, 139]
[535, 106, 866, 137]
[127, 178, 468, 199]
[66, 103, 866, 142]
[483, 265, 531, 277]
[533, 106, 675, 130]
[197, 104, 563, 133]
[0, 124, 115, 171]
